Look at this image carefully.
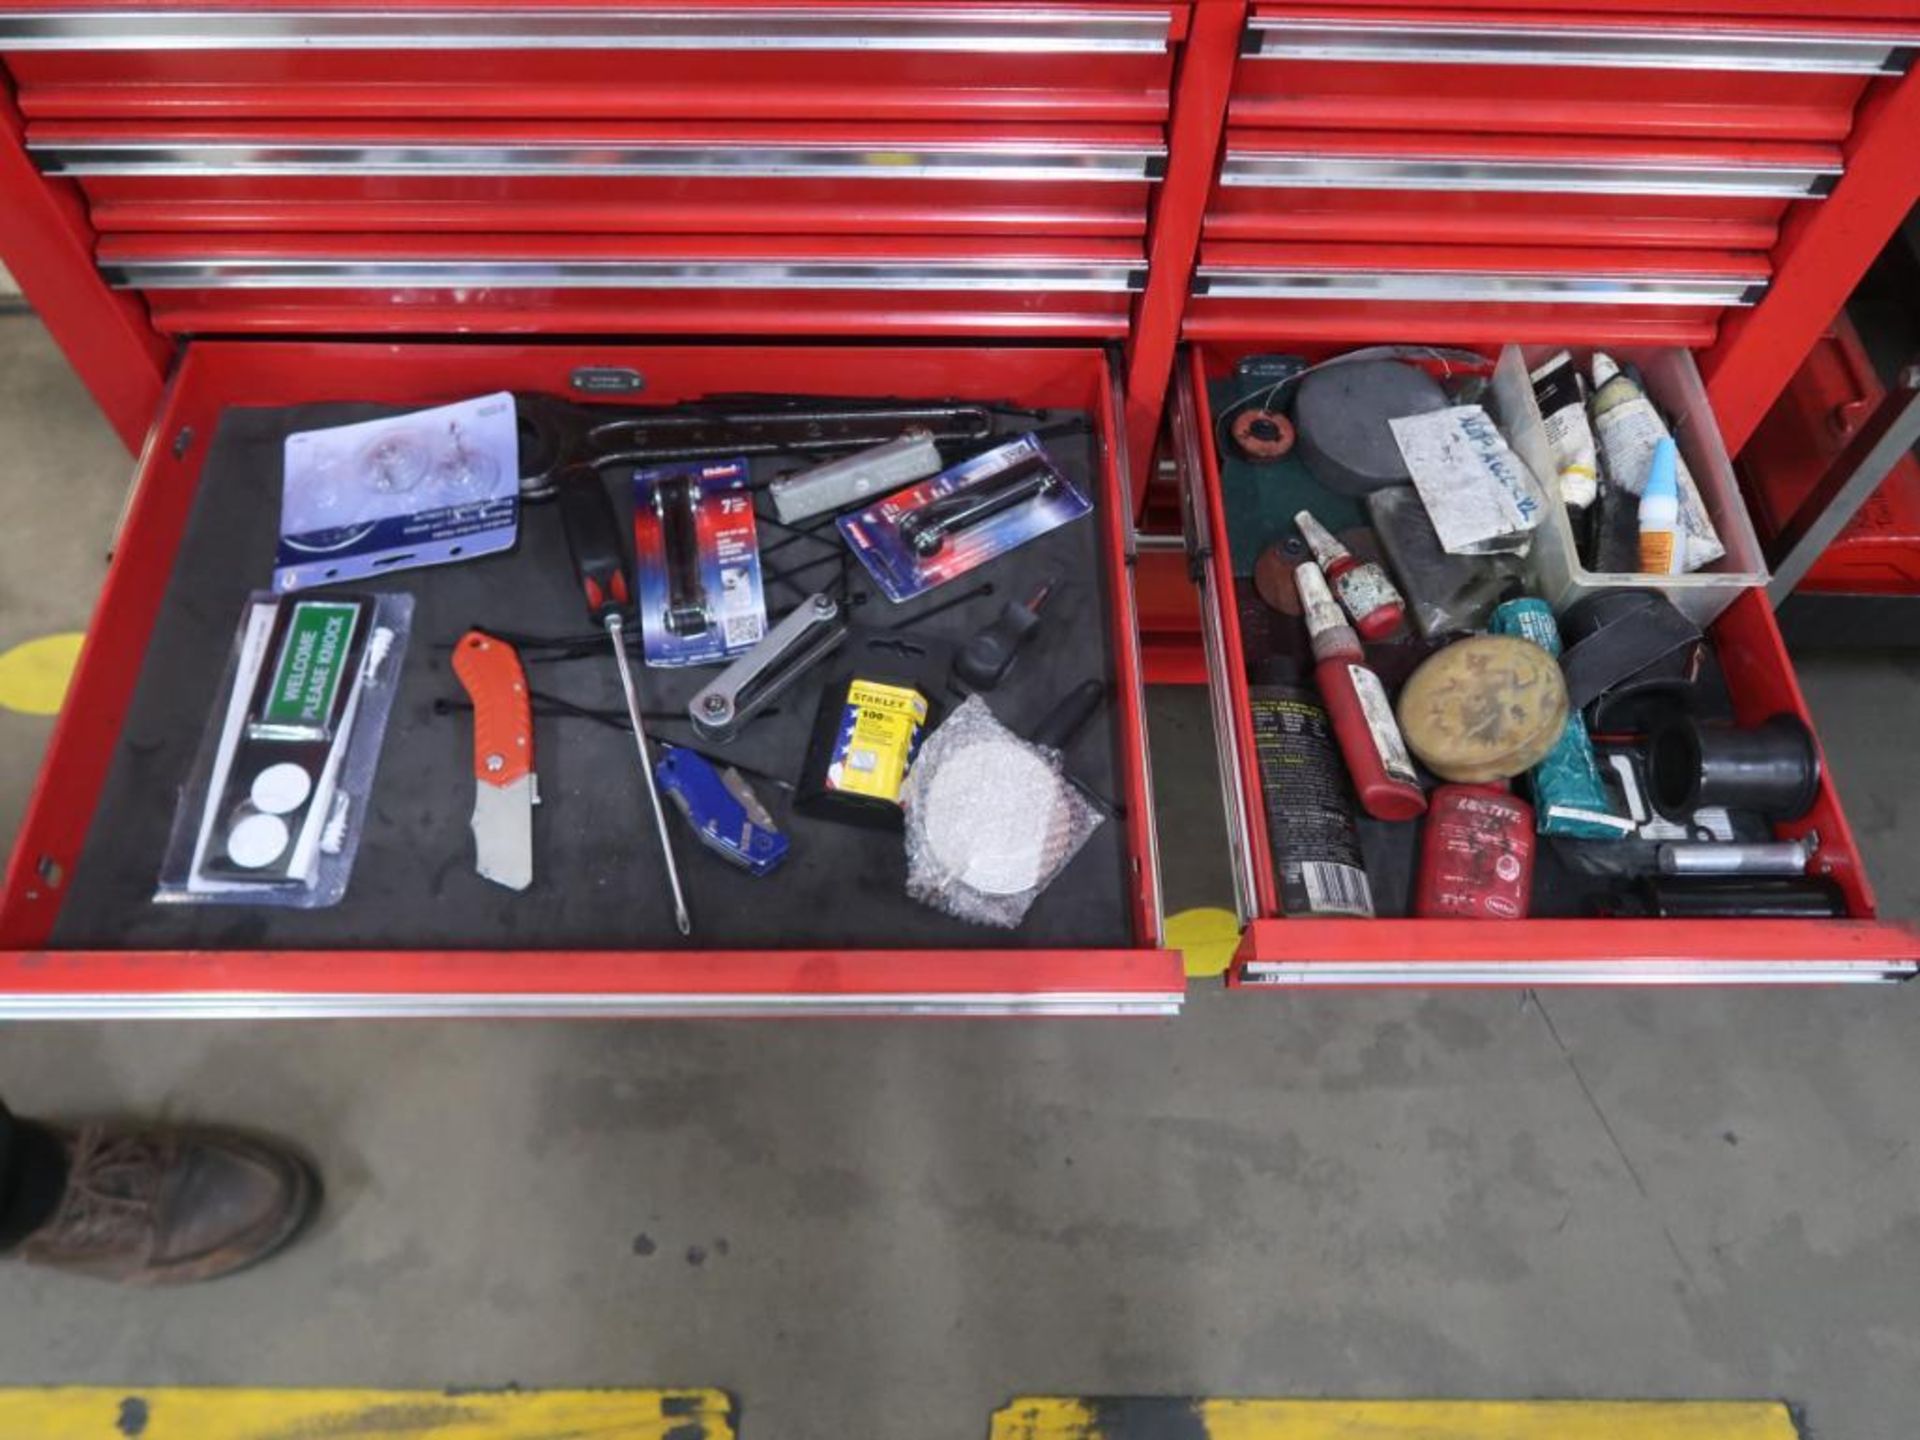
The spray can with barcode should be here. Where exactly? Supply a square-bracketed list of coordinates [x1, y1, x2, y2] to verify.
[1248, 686, 1374, 919]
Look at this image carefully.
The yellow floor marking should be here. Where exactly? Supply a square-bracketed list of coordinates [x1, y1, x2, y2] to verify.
[1164, 906, 1241, 978]
[0, 1386, 734, 1439]
[992, 1397, 1801, 1440]
[0, 632, 85, 716]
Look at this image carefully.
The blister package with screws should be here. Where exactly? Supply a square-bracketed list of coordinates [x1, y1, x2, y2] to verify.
[900, 694, 1103, 929]
[156, 590, 413, 908]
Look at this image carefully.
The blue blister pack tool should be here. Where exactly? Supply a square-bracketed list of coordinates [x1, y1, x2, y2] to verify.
[655, 744, 790, 877]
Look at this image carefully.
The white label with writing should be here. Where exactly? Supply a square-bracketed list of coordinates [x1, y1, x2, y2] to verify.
[1389, 404, 1547, 556]
[1350, 664, 1418, 787]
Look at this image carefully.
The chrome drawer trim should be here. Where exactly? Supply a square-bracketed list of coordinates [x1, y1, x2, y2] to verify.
[1172, 361, 1257, 928]
[104, 255, 1146, 293]
[1220, 150, 1840, 199]
[35, 138, 1166, 183]
[1239, 960, 1917, 986]
[0, 6, 1171, 52]
[1193, 267, 1765, 308]
[1245, 17, 1918, 75]
[0, 989, 1186, 1019]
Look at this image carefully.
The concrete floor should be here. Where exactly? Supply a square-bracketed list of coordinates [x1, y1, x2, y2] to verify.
[3, 311, 1920, 1440]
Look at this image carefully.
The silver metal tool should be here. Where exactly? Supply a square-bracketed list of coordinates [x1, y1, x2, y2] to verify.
[608, 613, 692, 935]
[688, 593, 847, 741]
[555, 467, 691, 934]
[1656, 836, 1816, 876]
[768, 428, 943, 525]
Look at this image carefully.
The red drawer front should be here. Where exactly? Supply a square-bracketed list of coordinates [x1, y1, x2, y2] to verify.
[1173, 346, 1920, 985]
[33, 121, 1164, 241]
[1185, 240, 1769, 350]
[1275, 0, 1920, 16]
[1207, 130, 1838, 252]
[1233, 8, 1917, 143]
[97, 232, 1147, 337]
[0, 337, 1178, 1017]
[0, 4, 1184, 125]
[1742, 317, 1920, 594]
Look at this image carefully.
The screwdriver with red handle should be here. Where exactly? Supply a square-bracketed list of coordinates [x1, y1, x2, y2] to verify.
[556, 466, 693, 935]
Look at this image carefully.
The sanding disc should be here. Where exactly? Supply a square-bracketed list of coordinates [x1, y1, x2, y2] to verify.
[920, 739, 1069, 896]
[1253, 540, 1307, 614]
[1396, 634, 1569, 783]
[1294, 360, 1448, 496]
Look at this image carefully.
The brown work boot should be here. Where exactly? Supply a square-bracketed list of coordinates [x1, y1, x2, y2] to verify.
[14, 1124, 316, 1285]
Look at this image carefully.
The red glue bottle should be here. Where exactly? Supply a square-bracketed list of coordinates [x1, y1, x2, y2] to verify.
[1414, 783, 1535, 919]
[1294, 510, 1405, 641]
[1294, 560, 1427, 822]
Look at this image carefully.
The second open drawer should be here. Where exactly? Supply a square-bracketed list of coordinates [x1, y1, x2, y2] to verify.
[1173, 343, 1920, 986]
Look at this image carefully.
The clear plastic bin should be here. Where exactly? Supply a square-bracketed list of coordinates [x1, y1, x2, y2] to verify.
[1493, 344, 1768, 628]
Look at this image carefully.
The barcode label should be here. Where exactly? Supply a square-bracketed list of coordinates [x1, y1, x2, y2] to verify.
[1299, 861, 1374, 918]
[723, 613, 764, 650]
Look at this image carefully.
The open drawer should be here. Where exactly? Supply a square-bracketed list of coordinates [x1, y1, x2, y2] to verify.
[0, 339, 1181, 1018]
[1173, 342, 1920, 986]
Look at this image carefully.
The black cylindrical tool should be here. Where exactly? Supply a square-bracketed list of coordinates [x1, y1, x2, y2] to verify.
[953, 581, 1053, 692]
[1029, 678, 1104, 751]
[1649, 713, 1820, 822]
[1595, 876, 1847, 919]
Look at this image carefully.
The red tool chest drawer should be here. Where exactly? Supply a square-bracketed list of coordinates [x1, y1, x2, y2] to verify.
[1193, 2, 1920, 360]
[1173, 343, 1920, 986]
[0, 339, 1183, 1018]
[1208, 131, 1839, 252]
[89, 232, 1148, 338]
[1187, 240, 1767, 350]
[28, 121, 1165, 240]
[1740, 314, 1920, 595]
[1232, 6, 1916, 142]
[1, 2, 1182, 338]
[0, 4, 1186, 124]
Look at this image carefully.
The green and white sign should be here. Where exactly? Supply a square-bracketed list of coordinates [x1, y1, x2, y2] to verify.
[260, 600, 360, 736]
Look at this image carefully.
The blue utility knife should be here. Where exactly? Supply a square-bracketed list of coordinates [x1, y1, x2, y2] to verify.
[655, 744, 790, 877]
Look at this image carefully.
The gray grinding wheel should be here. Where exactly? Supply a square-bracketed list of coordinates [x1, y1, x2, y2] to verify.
[1294, 360, 1449, 496]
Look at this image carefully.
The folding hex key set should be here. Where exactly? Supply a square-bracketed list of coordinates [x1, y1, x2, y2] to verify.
[1, 0, 1919, 1017]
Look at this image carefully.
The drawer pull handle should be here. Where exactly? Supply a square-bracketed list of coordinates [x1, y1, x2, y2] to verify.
[101, 256, 1148, 294]
[1220, 151, 1840, 200]
[0, 7, 1171, 53]
[1193, 268, 1766, 308]
[1245, 17, 1918, 76]
[34, 139, 1167, 184]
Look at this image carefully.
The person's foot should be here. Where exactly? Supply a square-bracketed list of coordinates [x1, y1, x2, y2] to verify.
[15, 1124, 316, 1285]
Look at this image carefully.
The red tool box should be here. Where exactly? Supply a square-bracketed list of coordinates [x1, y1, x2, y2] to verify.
[1170, 0, 1920, 985]
[1, 0, 1919, 1012]
[1743, 313, 1920, 596]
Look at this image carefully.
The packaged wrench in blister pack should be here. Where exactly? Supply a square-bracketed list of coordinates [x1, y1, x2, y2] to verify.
[631, 456, 768, 667]
[838, 434, 1091, 603]
[157, 590, 412, 907]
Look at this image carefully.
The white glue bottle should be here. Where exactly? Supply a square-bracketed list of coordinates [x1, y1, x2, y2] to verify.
[1637, 436, 1683, 576]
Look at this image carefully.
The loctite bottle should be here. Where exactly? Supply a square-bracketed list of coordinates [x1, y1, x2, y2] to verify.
[1414, 783, 1535, 920]
[1294, 561, 1427, 822]
[1294, 509, 1405, 641]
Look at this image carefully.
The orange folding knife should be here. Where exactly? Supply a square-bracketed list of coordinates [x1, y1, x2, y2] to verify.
[452, 629, 536, 891]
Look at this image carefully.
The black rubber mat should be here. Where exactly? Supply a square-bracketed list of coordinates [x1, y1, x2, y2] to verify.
[53, 399, 1135, 952]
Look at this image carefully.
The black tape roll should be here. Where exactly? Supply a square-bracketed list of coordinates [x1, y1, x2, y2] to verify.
[1230, 408, 1295, 463]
